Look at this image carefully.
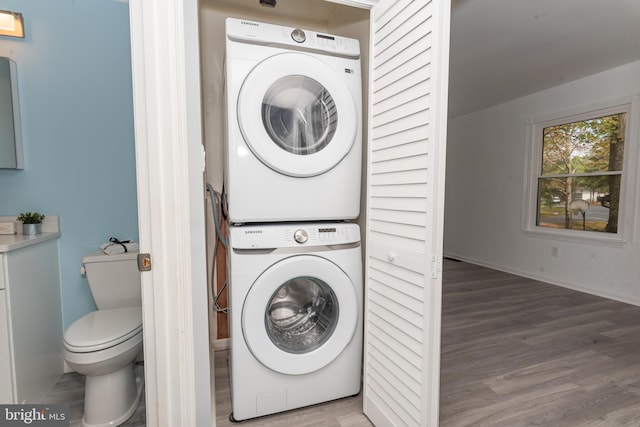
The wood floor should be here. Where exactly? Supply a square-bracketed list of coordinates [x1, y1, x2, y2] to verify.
[43, 260, 640, 426]
[440, 259, 640, 426]
[213, 349, 373, 427]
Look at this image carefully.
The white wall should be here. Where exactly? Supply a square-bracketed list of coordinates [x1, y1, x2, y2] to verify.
[444, 60, 640, 305]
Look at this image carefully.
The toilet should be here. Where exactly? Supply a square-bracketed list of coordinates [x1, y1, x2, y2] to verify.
[63, 250, 144, 427]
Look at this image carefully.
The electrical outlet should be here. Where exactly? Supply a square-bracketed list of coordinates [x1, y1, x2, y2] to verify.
[551, 246, 559, 257]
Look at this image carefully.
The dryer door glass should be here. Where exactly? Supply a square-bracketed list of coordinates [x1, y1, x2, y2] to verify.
[265, 276, 338, 354]
[237, 52, 359, 177]
[262, 76, 337, 156]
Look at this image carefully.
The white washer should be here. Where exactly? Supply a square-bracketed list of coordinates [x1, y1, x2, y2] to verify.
[224, 18, 363, 224]
[227, 222, 363, 421]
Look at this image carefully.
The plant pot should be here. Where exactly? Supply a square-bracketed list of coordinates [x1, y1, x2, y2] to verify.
[22, 223, 42, 235]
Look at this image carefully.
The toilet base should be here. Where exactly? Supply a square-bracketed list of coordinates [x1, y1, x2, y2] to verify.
[82, 363, 144, 427]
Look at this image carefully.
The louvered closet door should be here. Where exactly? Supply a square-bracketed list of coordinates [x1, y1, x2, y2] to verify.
[363, 0, 450, 426]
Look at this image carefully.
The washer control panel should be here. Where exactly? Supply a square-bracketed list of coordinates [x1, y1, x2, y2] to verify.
[226, 17, 360, 59]
[230, 223, 360, 249]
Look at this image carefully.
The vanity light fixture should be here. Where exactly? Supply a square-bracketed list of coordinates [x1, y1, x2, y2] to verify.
[0, 10, 24, 38]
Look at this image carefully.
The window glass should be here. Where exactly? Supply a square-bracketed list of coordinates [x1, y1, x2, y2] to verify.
[536, 113, 626, 234]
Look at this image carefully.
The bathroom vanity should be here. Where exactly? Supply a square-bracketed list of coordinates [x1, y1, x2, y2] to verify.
[0, 216, 62, 403]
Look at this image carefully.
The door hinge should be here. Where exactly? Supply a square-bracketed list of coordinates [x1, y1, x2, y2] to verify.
[138, 253, 152, 272]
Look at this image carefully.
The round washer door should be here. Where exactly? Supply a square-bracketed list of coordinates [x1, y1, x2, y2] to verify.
[242, 255, 358, 375]
[237, 52, 358, 177]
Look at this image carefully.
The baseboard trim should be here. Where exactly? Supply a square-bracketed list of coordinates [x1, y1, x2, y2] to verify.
[443, 252, 640, 308]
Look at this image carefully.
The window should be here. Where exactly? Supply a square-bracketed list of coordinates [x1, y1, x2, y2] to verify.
[524, 99, 638, 243]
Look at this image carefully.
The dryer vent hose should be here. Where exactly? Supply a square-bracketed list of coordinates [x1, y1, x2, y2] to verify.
[206, 182, 227, 249]
[206, 183, 228, 314]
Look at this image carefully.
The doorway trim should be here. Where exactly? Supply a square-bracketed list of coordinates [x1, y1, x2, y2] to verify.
[129, 0, 212, 425]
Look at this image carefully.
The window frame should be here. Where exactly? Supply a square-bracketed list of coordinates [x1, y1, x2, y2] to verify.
[523, 95, 640, 246]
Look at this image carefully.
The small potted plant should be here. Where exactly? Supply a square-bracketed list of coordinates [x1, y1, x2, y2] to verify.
[16, 211, 45, 235]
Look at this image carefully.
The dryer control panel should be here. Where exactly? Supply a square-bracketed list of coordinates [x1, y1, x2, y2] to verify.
[226, 17, 360, 59]
[230, 223, 360, 249]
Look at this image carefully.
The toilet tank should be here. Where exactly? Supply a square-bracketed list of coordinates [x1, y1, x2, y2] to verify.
[82, 251, 141, 310]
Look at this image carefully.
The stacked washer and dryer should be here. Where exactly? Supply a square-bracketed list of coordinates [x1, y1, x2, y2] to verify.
[223, 18, 364, 421]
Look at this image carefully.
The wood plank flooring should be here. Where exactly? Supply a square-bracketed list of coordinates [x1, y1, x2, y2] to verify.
[42, 259, 640, 426]
[440, 259, 640, 426]
[213, 349, 373, 427]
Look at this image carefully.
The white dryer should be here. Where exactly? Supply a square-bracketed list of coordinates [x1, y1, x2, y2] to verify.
[227, 222, 363, 421]
[224, 18, 363, 224]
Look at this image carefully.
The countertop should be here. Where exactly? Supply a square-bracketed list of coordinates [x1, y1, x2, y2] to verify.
[0, 215, 60, 253]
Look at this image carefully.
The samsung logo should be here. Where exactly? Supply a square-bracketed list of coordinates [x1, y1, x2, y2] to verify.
[241, 21, 259, 27]
[244, 230, 263, 234]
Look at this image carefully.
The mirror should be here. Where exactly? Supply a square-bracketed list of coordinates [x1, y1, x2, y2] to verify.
[0, 57, 23, 169]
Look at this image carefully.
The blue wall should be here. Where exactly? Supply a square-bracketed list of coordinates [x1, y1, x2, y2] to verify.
[0, 0, 138, 328]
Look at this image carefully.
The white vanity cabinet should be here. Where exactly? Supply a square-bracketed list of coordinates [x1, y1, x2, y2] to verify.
[0, 236, 63, 403]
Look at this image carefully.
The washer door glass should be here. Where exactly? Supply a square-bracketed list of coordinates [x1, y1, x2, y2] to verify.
[242, 255, 359, 375]
[266, 276, 338, 354]
[262, 76, 337, 156]
[238, 52, 358, 178]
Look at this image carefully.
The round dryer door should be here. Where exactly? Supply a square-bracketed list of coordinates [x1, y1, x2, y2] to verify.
[242, 255, 359, 375]
[237, 52, 358, 177]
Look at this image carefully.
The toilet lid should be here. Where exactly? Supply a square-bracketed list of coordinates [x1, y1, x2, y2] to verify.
[64, 307, 142, 353]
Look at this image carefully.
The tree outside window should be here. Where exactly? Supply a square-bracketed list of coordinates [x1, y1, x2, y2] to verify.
[536, 112, 626, 234]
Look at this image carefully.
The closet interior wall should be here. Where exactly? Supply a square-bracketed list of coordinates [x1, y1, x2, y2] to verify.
[199, 0, 371, 343]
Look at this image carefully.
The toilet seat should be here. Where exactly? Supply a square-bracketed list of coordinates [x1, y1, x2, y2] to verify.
[65, 307, 142, 353]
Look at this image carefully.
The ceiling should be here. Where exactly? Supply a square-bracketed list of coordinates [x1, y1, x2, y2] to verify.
[448, 0, 640, 118]
[201, 0, 338, 23]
